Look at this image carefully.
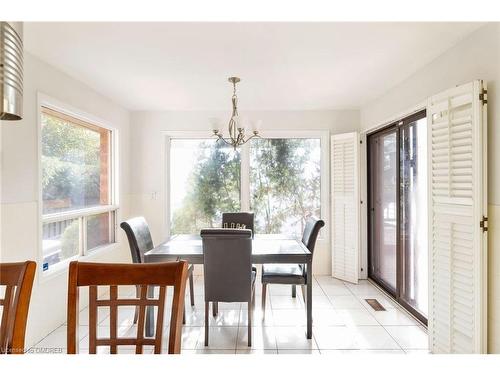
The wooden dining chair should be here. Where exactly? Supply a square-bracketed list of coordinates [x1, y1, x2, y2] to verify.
[0, 261, 36, 354]
[67, 260, 188, 354]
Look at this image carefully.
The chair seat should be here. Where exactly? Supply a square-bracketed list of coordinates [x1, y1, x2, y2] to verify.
[261, 264, 305, 284]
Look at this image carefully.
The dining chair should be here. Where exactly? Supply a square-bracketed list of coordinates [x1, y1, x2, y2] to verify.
[222, 212, 254, 237]
[261, 216, 325, 308]
[216, 212, 256, 317]
[0, 261, 36, 354]
[201, 228, 255, 347]
[67, 260, 189, 354]
[120, 217, 195, 323]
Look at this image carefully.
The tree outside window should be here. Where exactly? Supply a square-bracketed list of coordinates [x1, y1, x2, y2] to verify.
[170, 137, 320, 237]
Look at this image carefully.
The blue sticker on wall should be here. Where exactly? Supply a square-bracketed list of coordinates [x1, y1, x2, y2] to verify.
[43, 262, 48, 271]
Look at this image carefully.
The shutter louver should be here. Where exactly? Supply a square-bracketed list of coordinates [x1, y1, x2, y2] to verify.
[331, 132, 359, 284]
[428, 80, 487, 354]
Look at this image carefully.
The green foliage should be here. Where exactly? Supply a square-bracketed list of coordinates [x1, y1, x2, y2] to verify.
[86, 214, 109, 250]
[171, 138, 320, 236]
[250, 139, 320, 234]
[60, 220, 79, 260]
[171, 141, 240, 234]
[41, 114, 102, 213]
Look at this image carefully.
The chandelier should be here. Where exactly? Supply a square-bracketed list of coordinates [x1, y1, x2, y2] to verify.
[212, 76, 260, 149]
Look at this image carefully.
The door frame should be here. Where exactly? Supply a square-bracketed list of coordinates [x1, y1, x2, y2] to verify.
[366, 109, 428, 325]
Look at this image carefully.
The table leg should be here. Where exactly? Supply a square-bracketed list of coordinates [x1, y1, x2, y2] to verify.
[146, 285, 155, 337]
[306, 259, 312, 339]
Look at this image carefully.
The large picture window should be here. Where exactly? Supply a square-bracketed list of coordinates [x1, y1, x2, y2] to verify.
[40, 105, 117, 271]
[168, 133, 324, 238]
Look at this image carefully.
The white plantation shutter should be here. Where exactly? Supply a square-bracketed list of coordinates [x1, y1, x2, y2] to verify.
[428, 80, 488, 354]
[331, 132, 359, 284]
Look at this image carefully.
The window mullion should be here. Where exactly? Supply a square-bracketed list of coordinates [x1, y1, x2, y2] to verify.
[240, 142, 251, 211]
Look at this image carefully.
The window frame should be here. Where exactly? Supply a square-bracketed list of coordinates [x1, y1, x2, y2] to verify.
[162, 130, 330, 242]
[37, 93, 120, 279]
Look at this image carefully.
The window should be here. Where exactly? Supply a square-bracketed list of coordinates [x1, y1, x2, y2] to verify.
[250, 138, 321, 235]
[168, 133, 324, 238]
[170, 139, 240, 234]
[40, 105, 117, 271]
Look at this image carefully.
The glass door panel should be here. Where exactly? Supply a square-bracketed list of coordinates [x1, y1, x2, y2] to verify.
[368, 129, 398, 293]
[400, 117, 428, 318]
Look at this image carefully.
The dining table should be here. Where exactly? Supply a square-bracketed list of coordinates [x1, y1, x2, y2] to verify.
[144, 234, 313, 339]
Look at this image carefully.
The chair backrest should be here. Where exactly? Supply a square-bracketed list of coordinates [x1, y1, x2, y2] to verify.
[222, 212, 254, 237]
[67, 260, 188, 354]
[120, 217, 154, 263]
[0, 261, 36, 354]
[201, 228, 253, 302]
[301, 216, 325, 255]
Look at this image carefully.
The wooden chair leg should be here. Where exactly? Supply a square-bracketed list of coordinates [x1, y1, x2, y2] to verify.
[261, 283, 267, 311]
[301, 285, 306, 303]
[183, 306, 186, 324]
[189, 272, 195, 306]
[292, 285, 296, 298]
[247, 301, 252, 347]
[205, 302, 209, 346]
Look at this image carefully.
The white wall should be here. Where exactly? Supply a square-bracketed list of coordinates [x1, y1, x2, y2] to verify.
[360, 23, 500, 353]
[128, 110, 360, 276]
[0, 52, 132, 348]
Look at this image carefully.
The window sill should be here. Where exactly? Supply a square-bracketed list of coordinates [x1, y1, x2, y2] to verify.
[38, 242, 121, 285]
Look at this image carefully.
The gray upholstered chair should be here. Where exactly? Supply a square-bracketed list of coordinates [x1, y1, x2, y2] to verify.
[201, 228, 255, 347]
[222, 212, 254, 238]
[261, 216, 325, 308]
[219, 212, 256, 315]
[222, 212, 257, 275]
[120, 217, 195, 324]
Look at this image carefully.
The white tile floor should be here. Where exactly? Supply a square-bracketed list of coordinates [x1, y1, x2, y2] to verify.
[30, 277, 429, 354]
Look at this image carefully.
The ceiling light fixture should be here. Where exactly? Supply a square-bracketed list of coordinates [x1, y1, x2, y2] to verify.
[213, 76, 260, 149]
[0, 22, 24, 121]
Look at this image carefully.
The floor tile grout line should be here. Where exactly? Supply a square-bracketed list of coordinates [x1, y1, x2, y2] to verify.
[234, 305, 241, 351]
[380, 324, 405, 351]
[353, 281, 412, 351]
[364, 278, 428, 331]
[34, 276, 428, 354]
[32, 323, 66, 348]
[341, 279, 406, 351]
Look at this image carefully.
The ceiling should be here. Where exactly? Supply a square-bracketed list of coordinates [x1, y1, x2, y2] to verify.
[24, 22, 484, 111]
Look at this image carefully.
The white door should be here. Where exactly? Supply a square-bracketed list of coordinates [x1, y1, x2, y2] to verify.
[427, 80, 488, 353]
[331, 132, 360, 284]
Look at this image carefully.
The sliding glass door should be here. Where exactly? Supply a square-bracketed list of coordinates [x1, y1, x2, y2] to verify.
[368, 110, 428, 324]
[368, 128, 398, 293]
[400, 115, 428, 319]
